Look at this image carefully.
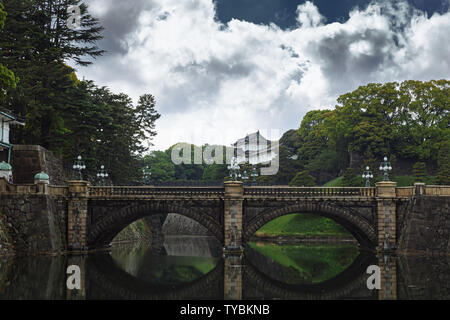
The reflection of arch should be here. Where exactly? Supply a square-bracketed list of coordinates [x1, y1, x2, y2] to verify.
[88, 202, 223, 249]
[86, 253, 223, 299]
[244, 251, 377, 300]
[244, 202, 376, 247]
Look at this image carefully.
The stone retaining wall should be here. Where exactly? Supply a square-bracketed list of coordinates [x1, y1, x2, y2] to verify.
[0, 194, 68, 256]
[11, 145, 66, 185]
[398, 196, 450, 254]
[162, 213, 213, 236]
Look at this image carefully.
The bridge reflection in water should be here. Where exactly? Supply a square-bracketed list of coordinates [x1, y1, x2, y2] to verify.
[0, 237, 449, 300]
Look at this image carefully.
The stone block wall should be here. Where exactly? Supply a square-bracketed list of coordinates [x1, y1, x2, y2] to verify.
[398, 196, 450, 254]
[397, 255, 450, 299]
[0, 214, 14, 257]
[0, 194, 68, 256]
[162, 213, 212, 236]
[11, 145, 66, 185]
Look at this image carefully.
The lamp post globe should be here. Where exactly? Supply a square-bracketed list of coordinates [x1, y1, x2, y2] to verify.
[97, 165, 109, 186]
[142, 165, 151, 185]
[73, 155, 86, 180]
[379, 156, 392, 181]
[362, 166, 374, 187]
[227, 157, 241, 181]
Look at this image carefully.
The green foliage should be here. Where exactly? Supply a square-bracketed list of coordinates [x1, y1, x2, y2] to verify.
[412, 162, 427, 182]
[202, 163, 228, 181]
[135, 94, 161, 148]
[275, 80, 449, 185]
[273, 145, 303, 183]
[248, 242, 359, 284]
[0, 1, 160, 184]
[0, 0, 104, 147]
[436, 141, 450, 185]
[142, 151, 175, 182]
[297, 110, 330, 165]
[323, 176, 344, 187]
[0, 2, 18, 97]
[289, 170, 316, 186]
[341, 168, 360, 187]
[255, 213, 352, 238]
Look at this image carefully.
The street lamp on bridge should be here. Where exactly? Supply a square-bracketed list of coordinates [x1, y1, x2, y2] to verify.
[362, 166, 373, 187]
[228, 157, 241, 181]
[143, 165, 152, 185]
[379, 157, 392, 181]
[73, 155, 86, 180]
[250, 166, 259, 185]
[96, 165, 109, 186]
[242, 170, 249, 184]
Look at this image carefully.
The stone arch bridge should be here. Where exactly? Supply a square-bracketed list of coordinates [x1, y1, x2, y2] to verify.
[1, 179, 450, 253]
[63, 180, 445, 252]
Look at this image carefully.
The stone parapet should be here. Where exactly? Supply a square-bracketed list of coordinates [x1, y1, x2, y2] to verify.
[376, 181, 397, 198]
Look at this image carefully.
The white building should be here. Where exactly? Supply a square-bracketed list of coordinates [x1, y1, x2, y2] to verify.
[0, 108, 24, 163]
[232, 131, 278, 165]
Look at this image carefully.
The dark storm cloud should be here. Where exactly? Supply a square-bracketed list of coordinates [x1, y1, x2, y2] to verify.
[311, 28, 395, 92]
[162, 56, 256, 113]
[86, 0, 157, 55]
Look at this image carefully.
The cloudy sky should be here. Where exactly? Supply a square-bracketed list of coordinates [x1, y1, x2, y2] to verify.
[76, 0, 450, 151]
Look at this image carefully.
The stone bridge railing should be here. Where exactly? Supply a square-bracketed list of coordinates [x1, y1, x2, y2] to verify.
[88, 186, 225, 199]
[0, 180, 69, 196]
[244, 186, 377, 198]
[1, 177, 450, 199]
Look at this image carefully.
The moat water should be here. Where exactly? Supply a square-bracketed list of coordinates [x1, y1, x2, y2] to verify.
[0, 236, 449, 299]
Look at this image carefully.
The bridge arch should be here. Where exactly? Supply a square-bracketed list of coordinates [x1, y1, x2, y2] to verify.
[87, 253, 224, 299]
[243, 202, 377, 248]
[88, 201, 223, 249]
[244, 252, 376, 299]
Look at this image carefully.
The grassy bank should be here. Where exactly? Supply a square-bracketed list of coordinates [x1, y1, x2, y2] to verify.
[323, 175, 437, 187]
[254, 213, 352, 238]
[248, 242, 359, 283]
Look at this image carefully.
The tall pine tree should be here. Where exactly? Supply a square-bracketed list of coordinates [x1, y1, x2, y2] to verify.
[0, 2, 18, 99]
[0, 0, 104, 148]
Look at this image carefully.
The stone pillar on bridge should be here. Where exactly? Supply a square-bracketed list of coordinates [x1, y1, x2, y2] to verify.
[223, 181, 244, 252]
[378, 255, 397, 300]
[68, 181, 89, 252]
[376, 181, 397, 252]
[224, 255, 243, 300]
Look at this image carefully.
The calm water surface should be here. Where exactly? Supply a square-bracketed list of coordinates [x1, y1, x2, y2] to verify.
[0, 236, 449, 299]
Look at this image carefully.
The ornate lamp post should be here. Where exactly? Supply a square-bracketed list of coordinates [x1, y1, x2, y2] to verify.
[72, 155, 86, 180]
[142, 165, 152, 185]
[96, 165, 109, 186]
[362, 166, 374, 187]
[228, 157, 241, 181]
[250, 166, 259, 185]
[379, 157, 392, 181]
[242, 170, 249, 184]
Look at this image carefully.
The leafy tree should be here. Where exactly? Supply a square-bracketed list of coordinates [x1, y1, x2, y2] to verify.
[436, 141, 450, 185]
[0, 0, 104, 147]
[142, 151, 175, 183]
[271, 145, 302, 184]
[202, 163, 228, 181]
[297, 110, 330, 165]
[0, 2, 18, 98]
[289, 170, 316, 187]
[328, 82, 398, 165]
[412, 162, 427, 182]
[394, 80, 450, 161]
[341, 168, 362, 187]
